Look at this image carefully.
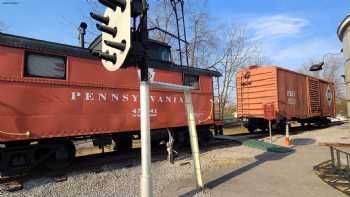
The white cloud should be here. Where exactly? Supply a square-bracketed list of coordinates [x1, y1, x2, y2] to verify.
[247, 15, 309, 41]
[262, 37, 341, 68]
[243, 14, 342, 69]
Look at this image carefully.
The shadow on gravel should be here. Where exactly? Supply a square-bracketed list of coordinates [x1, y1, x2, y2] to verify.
[179, 150, 294, 197]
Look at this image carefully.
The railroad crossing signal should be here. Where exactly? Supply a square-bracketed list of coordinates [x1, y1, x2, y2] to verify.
[90, 0, 132, 71]
[90, 1, 204, 196]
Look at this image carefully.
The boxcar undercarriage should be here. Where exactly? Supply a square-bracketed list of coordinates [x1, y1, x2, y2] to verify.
[244, 117, 331, 134]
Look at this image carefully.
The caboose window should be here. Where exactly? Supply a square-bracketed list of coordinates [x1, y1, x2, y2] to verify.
[24, 53, 66, 79]
[147, 41, 171, 62]
[184, 74, 199, 89]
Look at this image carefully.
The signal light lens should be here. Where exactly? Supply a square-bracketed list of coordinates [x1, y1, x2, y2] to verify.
[90, 12, 110, 25]
[96, 24, 118, 37]
[91, 50, 117, 64]
[104, 40, 126, 51]
[98, 0, 126, 11]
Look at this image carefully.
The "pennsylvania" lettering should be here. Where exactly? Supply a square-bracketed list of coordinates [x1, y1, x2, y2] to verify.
[71, 92, 184, 104]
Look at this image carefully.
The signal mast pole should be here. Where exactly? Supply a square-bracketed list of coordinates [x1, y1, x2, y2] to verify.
[138, 5, 153, 197]
[91, 1, 203, 196]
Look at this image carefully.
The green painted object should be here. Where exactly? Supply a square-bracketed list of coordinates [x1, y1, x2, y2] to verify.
[242, 139, 293, 153]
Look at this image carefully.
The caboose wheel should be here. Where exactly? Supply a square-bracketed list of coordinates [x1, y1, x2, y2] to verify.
[198, 129, 213, 147]
[43, 141, 75, 170]
[113, 134, 133, 152]
[174, 130, 190, 148]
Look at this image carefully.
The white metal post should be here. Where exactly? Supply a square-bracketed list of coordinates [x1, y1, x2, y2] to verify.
[140, 81, 152, 197]
[184, 90, 204, 188]
[269, 120, 272, 144]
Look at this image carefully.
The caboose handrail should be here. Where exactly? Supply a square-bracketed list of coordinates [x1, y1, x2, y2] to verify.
[199, 99, 213, 124]
[0, 130, 31, 137]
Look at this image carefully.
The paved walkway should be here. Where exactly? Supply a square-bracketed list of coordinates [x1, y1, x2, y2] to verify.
[202, 144, 345, 197]
[175, 138, 348, 197]
[159, 124, 350, 197]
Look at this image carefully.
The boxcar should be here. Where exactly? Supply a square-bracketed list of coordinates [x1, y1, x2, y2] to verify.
[0, 32, 222, 174]
[236, 65, 336, 133]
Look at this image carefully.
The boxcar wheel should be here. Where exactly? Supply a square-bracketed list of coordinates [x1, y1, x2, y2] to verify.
[259, 126, 268, 133]
[44, 141, 75, 170]
[247, 126, 256, 134]
[277, 121, 286, 134]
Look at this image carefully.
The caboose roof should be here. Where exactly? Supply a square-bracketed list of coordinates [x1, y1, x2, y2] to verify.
[0, 32, 221, 77]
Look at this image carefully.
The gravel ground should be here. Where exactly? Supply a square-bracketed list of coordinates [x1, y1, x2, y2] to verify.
[3, 123, 349, 197]
[3, 145, 262, 197]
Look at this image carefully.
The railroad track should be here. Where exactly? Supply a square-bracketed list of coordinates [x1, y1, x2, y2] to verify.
[0, 138, 241, 192]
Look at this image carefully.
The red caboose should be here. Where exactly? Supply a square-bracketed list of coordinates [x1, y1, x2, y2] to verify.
[0, 33, 222, 174]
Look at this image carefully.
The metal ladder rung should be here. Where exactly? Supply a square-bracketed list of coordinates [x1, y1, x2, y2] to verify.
[170, 0, 189, 67]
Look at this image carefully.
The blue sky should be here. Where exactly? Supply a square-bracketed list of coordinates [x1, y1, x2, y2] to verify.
[207, 0, 349, 68]
[0, 0, 349, 69]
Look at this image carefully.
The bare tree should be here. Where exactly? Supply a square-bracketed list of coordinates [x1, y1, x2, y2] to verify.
[322, 56, 345, 99]
[214, 26, 265, 119]
[148, 0, 175, 43]
[187, 12, 220, 68]
[148, 0, 221, 68]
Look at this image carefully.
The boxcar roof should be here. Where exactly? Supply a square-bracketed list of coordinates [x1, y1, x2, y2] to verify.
[0, 32, 221, 77]
[238, 65, 334, 84]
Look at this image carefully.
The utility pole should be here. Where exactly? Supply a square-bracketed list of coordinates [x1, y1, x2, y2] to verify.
[337, 14, 350, 128]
